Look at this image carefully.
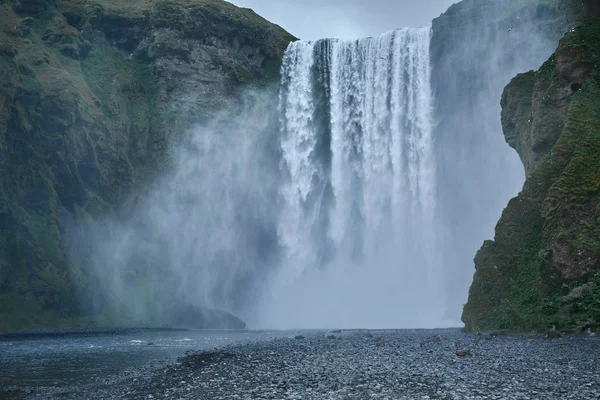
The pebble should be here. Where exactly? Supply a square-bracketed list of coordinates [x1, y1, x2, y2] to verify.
[25, 329, 600, 400]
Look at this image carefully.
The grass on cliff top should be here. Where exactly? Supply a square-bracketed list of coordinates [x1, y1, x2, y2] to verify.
[560, 18, 600, 61]
[61, 0, 296, 40]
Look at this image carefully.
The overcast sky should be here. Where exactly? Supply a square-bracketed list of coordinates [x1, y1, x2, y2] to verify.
[227, 0, 457, 40]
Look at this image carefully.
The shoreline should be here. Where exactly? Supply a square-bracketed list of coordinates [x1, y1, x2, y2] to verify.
[11, 329, 598, 400]
[0, 327, 193, 340]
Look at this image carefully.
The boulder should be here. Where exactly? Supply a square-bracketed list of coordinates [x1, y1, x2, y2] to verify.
[456, 349, 472, 357]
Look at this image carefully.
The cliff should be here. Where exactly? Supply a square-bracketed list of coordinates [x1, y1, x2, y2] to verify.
[430, 0, 578, 314]
[463, 2, 600, 331]
[0, 0, 295, 331]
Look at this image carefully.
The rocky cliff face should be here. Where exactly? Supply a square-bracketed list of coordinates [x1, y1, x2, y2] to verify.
[430, 0, 577, 313]
[463, 4, 600, 331]
[0, 0, 295, 331]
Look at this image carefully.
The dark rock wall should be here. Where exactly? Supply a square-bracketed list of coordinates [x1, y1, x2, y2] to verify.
[0, 0, 295, 331]
[463, 2, 600, 331]
[430, 0, 575, 314]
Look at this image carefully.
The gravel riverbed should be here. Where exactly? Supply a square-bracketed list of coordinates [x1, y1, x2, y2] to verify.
[20, 329, 600, 399]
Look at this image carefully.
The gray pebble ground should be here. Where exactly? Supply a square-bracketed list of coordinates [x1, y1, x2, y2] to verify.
[33, 329, 600, 399]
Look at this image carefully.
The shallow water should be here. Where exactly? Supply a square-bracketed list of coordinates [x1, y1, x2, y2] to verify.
[0, 329, 292, 391]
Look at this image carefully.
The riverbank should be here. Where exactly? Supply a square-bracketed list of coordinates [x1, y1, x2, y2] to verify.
[14, 329, 600, 400]
[0, 329, 288, 399]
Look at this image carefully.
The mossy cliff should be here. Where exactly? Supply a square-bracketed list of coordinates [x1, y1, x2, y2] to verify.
[430, 0, 580, 311]
[463, 3, 600, 331]
[0, 0, 295, 332]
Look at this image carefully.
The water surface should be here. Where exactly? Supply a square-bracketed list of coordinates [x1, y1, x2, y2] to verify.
[0, 329, 293, 391]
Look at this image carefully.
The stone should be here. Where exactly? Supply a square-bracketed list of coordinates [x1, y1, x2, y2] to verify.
[456, 349, 472, 357]
[547, 329, 563, 339]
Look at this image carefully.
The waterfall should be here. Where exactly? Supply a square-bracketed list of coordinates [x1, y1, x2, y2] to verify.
[268, 27, 445, 328]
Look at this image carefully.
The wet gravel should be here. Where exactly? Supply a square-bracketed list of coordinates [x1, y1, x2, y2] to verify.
[23, 329, 600, 399]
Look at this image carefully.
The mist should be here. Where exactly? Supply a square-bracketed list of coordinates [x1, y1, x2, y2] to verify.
[72, 89, 283, 327]
[430, 1, 568, 318]
[70, 1, 569, 330]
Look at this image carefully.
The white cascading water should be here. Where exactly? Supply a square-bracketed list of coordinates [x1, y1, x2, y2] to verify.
[265, 27, 448, 328]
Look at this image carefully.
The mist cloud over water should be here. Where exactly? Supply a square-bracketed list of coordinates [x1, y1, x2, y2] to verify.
[73, 90, 283, 327]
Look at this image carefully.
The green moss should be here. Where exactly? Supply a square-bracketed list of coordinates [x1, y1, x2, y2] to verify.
[62, 0, 297, 46]
[561, 20, 600, 62]
[486, 221, 548, 329]
[0, 293, 97, 332]
[9, 166, 63, 265]
[0, 0, 294, 333]
[568, 272, 600, 323]
[464, 18, 600, 331]
[213, 57, 255, 84]
[150, 0, 185, 30]
[30, 9, 58, 35]
[81, 30, 155, 108]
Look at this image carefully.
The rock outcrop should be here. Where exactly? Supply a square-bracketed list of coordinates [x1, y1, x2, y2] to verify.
[0, 0, 295, 332]
[463, 4, 600, 331]
[430, 0, 579, 313]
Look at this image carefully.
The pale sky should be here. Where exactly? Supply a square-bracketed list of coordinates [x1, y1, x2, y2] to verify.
[227, 0, 458, 40]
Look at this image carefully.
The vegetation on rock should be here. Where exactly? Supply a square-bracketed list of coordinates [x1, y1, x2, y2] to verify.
[430, 0, 580, 309]
[463, 13, 600, 331]
[0, 0, 295, 332]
